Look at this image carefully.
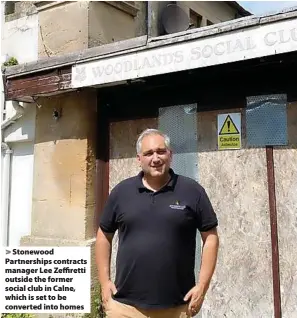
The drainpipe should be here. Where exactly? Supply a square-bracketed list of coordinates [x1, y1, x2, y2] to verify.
[146, 1, 152, 38]
[1, 142, 12, 247]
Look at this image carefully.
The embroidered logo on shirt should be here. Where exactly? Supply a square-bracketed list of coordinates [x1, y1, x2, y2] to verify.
[169, 200, 186, 210]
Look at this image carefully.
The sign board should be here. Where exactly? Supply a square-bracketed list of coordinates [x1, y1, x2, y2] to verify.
[218, 113, 241, 150]
[72, 18, 297, 88]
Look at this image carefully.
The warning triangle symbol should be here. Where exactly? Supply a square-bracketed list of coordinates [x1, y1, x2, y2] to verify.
[219, 115, 239, 135]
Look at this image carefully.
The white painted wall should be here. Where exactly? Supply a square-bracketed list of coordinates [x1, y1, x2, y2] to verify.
[2, 105, 36, 247]
[8, 142, 35, 246]
[1, 11, 38, 63]
[1, 5, 38, 246]
[4, 103, 36, 143]
[1, 7, 38, 124]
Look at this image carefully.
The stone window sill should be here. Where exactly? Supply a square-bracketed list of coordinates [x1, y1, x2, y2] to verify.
[34, 1, 70, 12]
[34, 1, 139, 16]
[104, 1, 139, 17]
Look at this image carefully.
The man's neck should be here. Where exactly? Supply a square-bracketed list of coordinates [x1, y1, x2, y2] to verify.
[143, 173, 171, 192]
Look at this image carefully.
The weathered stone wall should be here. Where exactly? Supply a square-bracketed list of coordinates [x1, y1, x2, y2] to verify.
[11, 1, 243, 59]
[22, 89, 97, 245]
[88, 1, 136, 48]
[37, 2, 89, 58]
[36, 1, 143, 57]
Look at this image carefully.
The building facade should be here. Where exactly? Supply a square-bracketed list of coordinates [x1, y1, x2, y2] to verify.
[1, 0, 248, 247]
[4, 3, 297, 318]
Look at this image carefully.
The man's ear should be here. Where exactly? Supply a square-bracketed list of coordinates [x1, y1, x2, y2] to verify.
[136, 154, 141, 166]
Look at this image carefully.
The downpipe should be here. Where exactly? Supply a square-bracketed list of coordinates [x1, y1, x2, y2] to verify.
[1, 142, 12, 247]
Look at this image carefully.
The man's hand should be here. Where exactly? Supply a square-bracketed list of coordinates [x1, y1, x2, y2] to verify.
[102, 280, 117, 309]
[184, 284, 206, 317]
[184, 228, 219, 316]
[96, 229, 116, 310]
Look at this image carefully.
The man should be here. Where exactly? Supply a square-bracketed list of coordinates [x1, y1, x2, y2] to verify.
[96, 128, 219, 318]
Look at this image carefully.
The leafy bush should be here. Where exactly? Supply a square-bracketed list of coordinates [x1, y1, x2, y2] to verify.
[3, 57, 18, 67]
[84, 282, 105, 318]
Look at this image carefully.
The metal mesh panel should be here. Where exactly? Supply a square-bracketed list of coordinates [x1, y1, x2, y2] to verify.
[158, 104, 198, 181]
[246, 94, 288, 146]
[158, 104, 201, 318]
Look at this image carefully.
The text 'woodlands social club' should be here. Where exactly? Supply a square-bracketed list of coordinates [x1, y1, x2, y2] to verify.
[84, 27, 297, 79]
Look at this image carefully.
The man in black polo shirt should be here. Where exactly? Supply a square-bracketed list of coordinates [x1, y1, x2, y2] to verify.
[96, 129, 219, 318]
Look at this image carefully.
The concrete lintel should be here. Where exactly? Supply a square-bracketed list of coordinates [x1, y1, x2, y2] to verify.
[33, 1, 74, 12]
[103, 1, 139, 17]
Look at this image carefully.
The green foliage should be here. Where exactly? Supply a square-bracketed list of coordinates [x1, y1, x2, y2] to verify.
[1, 314, 35, 318]
[84, 281, 105, 318]
[3, 56, 18, 67]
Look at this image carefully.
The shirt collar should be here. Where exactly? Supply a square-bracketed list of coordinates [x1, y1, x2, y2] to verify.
[136, 168, 177, 192]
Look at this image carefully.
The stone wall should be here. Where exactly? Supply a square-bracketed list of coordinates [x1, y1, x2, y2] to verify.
[36, 1, 143, 57]
[88, 1, 137, 48]
[37, 1, 89, 57]
[22, 89, 97, 245]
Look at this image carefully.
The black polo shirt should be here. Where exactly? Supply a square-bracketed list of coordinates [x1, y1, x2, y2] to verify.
[99, 169, 218, 309]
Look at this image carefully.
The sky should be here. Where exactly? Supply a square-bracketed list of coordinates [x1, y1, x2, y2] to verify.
[238, 1, 297, 15]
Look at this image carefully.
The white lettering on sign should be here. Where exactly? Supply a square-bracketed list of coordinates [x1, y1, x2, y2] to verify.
[72, 18, 297, 88]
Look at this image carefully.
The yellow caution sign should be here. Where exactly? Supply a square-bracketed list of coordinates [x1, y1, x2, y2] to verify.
[219, 115, 239, 135]
[218, 113, 241, 150]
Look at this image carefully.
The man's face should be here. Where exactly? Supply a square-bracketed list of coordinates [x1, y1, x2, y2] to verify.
[137, 134, 172, 178]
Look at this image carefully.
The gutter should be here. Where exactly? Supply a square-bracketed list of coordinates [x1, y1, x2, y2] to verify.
[1, 74, 21, 247]
[146, 1, 152, 38]
[1, 142, 12, 247]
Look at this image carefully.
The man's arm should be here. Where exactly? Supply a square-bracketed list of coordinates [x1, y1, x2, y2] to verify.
[184, 227, 219, 316]
[95, 228, 117, 306]
[198, 227, 219, 293]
